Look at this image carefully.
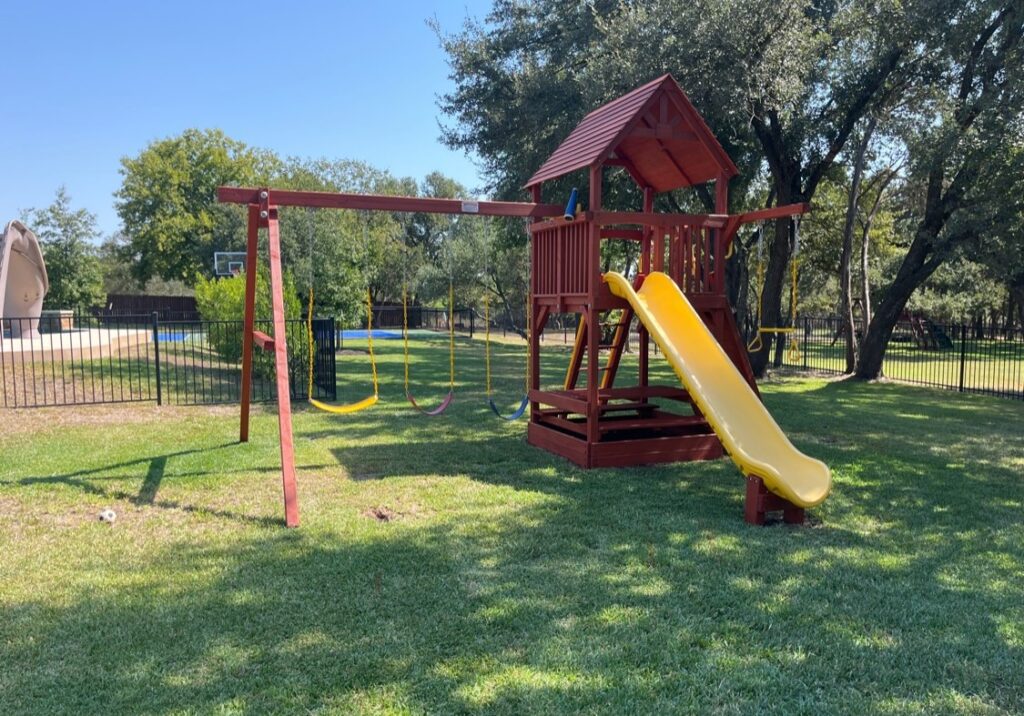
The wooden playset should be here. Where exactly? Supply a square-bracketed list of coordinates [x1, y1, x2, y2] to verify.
[217, 74, 829, 528]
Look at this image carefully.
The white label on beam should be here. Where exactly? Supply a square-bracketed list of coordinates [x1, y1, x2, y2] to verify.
[461, 201, 479, 214]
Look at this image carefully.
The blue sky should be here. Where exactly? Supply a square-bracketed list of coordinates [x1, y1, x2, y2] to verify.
[0, 1, 491, 238]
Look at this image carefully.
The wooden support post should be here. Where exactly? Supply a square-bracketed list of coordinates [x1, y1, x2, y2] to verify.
[715, 173, 730, 294]
[653, 230, 665, 273]
[639, 188, 653, 390]
[585, 166, 603, 450]
[529, 185, 543, 418]
[744, 476, 804, 525]
[261, 193, 300, 528]
[252, 330, 275, 351]
[239, 204, 259, 443]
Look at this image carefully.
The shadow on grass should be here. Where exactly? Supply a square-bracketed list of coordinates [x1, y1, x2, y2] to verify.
[4, 442, 336, 528]
[4, 460, 1022, 712]
[4, 356, 1024, 712]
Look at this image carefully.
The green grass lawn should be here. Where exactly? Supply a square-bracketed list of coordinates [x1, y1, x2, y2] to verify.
[1, 337, 1023, 714]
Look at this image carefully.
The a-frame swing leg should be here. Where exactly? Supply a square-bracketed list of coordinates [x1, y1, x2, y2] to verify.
[238, 193, 300, 528]
[240, 205, 258, 443]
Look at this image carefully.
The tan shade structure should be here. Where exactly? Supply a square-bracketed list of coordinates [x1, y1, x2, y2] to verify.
[0, 220, 49, 338]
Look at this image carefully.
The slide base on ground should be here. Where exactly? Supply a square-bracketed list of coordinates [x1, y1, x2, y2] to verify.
[604, 271, 831, 512]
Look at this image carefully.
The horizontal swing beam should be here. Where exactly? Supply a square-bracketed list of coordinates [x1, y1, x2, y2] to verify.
[217, 187, 566, 219]
[721, 203, 811, 255]
[736, 203, 810, 224]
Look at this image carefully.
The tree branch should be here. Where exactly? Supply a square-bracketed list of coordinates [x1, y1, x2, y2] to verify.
[804, 47, 904, 198]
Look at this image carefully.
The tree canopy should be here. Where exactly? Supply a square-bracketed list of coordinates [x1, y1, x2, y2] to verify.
[115, 128, 278, 284]
[435, 0, 1024, 376]
[21, 187, 104, 311]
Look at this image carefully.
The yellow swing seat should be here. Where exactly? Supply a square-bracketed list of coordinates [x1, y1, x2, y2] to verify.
[307, 286, 379, 415]
[747, 244, 802, 362]
[309, 393, 378, 415]
[402, 284, 456, 416]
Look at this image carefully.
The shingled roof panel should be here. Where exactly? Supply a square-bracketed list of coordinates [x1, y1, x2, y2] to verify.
[525, 74, 738, 193]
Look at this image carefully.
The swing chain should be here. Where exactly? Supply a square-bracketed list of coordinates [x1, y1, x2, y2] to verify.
[747, 218, 802, 361]
[306, 207, 316, 400]
[448, 220, 455, 390]
[305, 208, 379, 413]
[786, 216, 802, 362]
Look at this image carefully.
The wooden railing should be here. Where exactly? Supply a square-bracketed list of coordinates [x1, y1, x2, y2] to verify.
[531, 220, 591, 302]
[529, 217, 727, 306]
[670, 224, 723, 294]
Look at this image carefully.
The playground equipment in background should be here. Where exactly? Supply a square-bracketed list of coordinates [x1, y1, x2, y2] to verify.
[218, 74, 831, 527]
[305, 209, 379, 414]
[901, 310, 954, 350]
[746, 219, 803, 363]
[0, 220, 49, 339]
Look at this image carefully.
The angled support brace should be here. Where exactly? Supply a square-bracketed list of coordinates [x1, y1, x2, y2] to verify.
[252, 330, 275, 351]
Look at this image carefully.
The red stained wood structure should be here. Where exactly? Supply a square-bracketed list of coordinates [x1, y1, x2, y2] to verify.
[238, 197, 299, 527]
[523, 74, 809, 524]
[219, 188, 565, 527]
[218, 74, 809, 527]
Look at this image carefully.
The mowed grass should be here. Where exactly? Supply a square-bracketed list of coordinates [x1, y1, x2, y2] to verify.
[1, 336, 1023, 714]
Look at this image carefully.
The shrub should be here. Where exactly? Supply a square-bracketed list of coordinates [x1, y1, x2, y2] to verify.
[195, 270, 310, 387]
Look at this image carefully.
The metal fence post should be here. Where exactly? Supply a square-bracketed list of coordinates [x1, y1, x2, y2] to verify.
[958, 323, 967, 393]
[329, 317, 338, 399]
[803, 316, 809, 370]
[152, 311, 162, 405]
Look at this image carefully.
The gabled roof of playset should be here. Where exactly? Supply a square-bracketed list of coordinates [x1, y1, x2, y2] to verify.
[525, 74, 738, 193]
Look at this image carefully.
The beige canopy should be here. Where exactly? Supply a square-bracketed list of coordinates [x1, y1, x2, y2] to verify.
[0, 220, 49, 338]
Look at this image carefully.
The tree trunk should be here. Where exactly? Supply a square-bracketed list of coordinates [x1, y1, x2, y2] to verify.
[1008, 278, 1023, 338]
[856, 227, 946, 379]
[856, 165, 901, 353]
[839, 119, 874, 373]
[860, 223, 873, 338]
[728, 191, 773, 332]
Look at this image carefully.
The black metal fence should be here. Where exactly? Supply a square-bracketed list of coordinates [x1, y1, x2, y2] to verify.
[367, 306, 475, 334]
[784, 315, 1024, 400]
[1, 313, 336, 408]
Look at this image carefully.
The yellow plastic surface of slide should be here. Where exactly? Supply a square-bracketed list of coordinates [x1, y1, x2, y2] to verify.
[604, 271, 831, 508]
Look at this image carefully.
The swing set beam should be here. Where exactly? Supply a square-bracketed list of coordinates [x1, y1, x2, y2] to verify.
[218, 187, 565, 218]
[220, 186, 567, 528]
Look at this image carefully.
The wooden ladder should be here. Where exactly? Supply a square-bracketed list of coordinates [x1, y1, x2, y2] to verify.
[564, 308, 634, 391]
